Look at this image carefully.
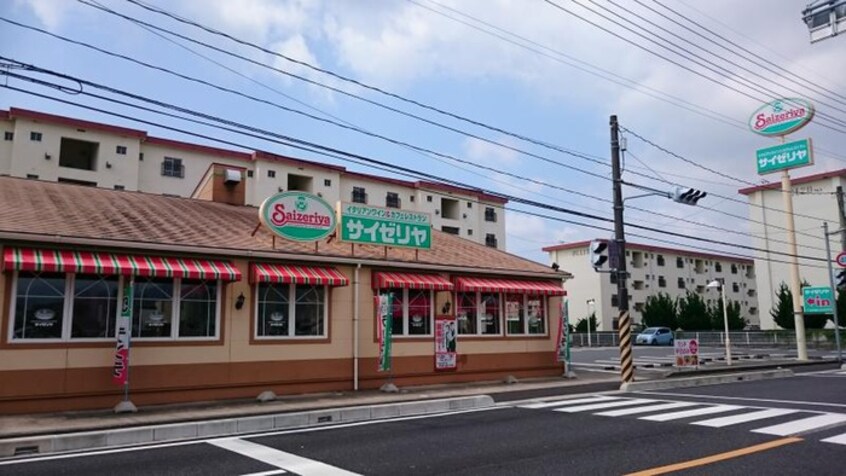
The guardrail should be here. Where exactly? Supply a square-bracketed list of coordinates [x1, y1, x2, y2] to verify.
[570, 330, 842, 348]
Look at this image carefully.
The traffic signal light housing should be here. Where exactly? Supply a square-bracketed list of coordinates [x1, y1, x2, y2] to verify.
[589, 240, 609, 270]
[836, 269, 846, 290]
[672, 187, 707, 206]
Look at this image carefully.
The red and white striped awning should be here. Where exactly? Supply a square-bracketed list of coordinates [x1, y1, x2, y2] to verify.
[250, 263, 349, 286]
[2, 248, 241, 281]
[372, 272, 454, 291]
[454, 277, 566, 296]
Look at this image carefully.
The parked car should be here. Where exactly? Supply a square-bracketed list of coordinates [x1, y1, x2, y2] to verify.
[635, 327, 674, 346]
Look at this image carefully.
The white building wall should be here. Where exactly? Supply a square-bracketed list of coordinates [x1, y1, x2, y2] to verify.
[746, 174, 844, 329]
[0, 118, 13, 174]
[250, 160, 341, 207]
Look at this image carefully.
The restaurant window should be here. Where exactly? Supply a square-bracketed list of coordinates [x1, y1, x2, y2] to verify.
[505, 294, 546, 335]
[71, 275, 119, 338]
[380, 288, 432, 336]
[11, 272, 66, 340]
[256, 283, 327, 338]
[132, 277, 220, 339]
[456, 292, 501, 335]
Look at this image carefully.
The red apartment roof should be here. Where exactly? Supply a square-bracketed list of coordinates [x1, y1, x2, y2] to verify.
[738, 168, 846, 195]
[146, 136, 252, 162]
[9, 107, 148, 139]
[542, 239, 754, 264]
[0, 110, 9, 120]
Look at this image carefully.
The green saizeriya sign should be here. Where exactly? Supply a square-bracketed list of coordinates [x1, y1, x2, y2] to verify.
[756, 138, 813, 175]
[259, 191, 337, 242]
[339, 203, 431, 249]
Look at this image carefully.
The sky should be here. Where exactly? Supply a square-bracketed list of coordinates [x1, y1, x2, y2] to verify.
[1, 0, 845, 266]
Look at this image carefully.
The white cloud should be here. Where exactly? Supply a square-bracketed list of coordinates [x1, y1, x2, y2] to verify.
[15, 0, 75, 29]
[463, 136, 520, 165]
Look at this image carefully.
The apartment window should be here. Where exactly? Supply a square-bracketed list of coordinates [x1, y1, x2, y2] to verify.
[247, 170, 254, 178]
[658, 276, 666, 288]
[677, 277, 686, 289]
[505, 294, 546, 335]
[386, 192, 401, 209]
[611, 294, 619, 307]
[732, 282, 740, 293]
[441, 198, 460, 219]
[676, 257, 684, 268]
[485, 233, 498, 248]
[484, 207, 497, 222]
[116, 145, 127, 155]
[256, 283, 326, 338]
[30, 131, 42, 141]
[610, 273, 618, 284]
[467, 202, 472, 209]
[26, 174, 39, 180]
[287, 173, 313, 192]
[442, 226, 460, 235]
[427, 195, 433, 202]
[3, 131, 13, 141]
[352, 186, 367, 204]
[467, 229, 473, 236]
[139, 153, 144, 161]
[132, 277, 218, 339]
[381, 288, 433, 336]
[409, 196, 415, 203]
[731, 264, 738, 274]
[59, 138, 99, 171]
[114, 185, 125, 191]
[657, 255, 665, 266]
[267, 170, 276, 178]
[715, 262, 722, 272]
[456, 292, 501, 335]
[324, 179, 332, 187]
[161, 157, 185, 178]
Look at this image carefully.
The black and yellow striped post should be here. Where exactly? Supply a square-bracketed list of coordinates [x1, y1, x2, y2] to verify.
[617, 311, 634, 383]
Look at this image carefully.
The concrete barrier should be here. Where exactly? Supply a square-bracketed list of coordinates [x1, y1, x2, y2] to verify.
[619, 369, 794, 392]
[0, 395, 494, 459]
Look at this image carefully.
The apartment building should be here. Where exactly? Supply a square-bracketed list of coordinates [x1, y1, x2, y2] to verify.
[739, 168, 846, 329]
[0, 107, 506, 248]
[544, 240, 758, 331]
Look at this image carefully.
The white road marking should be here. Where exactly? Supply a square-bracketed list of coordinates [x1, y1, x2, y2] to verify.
[594, 401, 699, 417]
[821, 432, 846, 445]
[519, 395, 619, 410]
[640, 405, 744, 422]
[752, 413, 846, 436]
[692, 408, 800, 428]
[635, 391, 846, 409]
[555, 398, 656, 413]
[211, 438, 358, 476]
[240, 470, 287, 476]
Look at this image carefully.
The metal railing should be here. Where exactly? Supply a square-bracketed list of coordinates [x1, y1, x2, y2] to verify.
[569, 330, 842, 349]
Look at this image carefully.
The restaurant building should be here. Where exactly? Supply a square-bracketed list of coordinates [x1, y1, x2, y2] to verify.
[0, 176, 569, 414]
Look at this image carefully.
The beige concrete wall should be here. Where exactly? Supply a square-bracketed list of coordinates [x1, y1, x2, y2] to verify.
[250, 160, 341, 207]
[0, 118, 13, 175]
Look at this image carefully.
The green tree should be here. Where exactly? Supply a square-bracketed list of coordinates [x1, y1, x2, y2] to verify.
[771, 282, 794, 329]
[677, 292, 711, 330]
[709, 298, 746, 330]
[642, 292, 677, 329]
[575, 314, 597, 332]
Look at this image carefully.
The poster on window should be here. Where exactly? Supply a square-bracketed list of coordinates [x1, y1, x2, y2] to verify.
[434, 314, 458, 371]
[556, 299, 569, 363]
[376, 294, 393, 372]
[112, 278, 133, 386]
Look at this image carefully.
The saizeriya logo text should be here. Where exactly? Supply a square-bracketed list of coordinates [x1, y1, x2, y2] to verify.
[260, 192, 337, 242]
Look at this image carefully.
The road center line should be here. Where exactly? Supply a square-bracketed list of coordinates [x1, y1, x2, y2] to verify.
[210, 438, 359, 476]
[624, 437, 802, 476]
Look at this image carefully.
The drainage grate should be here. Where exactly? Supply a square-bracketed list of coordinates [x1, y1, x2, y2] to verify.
[14, 446, 39, 456]
[317, 415, 333, 423]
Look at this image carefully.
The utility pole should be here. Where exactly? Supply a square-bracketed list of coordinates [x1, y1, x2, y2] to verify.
[610, 115, 634, 385]
[823, 222, 843, 363]
[836, 186, 846, 251]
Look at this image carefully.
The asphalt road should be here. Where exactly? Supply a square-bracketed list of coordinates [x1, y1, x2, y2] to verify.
[4, 368, 846, 475]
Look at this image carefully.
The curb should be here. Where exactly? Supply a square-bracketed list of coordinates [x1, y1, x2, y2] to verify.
[0, 395, 493, 459]
[619, 369, 794, 392]
[663, 359, 836, 378]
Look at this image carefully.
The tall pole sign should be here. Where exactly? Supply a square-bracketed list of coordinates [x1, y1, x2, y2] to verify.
[751, 98, 815, 361]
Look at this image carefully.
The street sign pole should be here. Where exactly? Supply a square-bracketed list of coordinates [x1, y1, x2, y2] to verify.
[823, 222, 843, 362]
[782, 169, 809, 361]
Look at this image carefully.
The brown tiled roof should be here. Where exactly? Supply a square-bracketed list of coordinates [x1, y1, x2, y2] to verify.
[0, 177, 562, 278]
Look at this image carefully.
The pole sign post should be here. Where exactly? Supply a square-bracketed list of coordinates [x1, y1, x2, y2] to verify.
[803, 286, 834, 314]
[112, 277, 133, 386]
[749, 98, 815, 137]
[836, 251, 846, 268]
[338, 203, 431, 249]
[756, 138, 814, 175]
[434, 315, 457, 371]
[377, 294, 393, 372]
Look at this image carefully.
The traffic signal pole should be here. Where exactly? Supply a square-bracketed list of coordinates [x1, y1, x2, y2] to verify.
[610, 115, 634, 385]
[823, 221, 843, 363]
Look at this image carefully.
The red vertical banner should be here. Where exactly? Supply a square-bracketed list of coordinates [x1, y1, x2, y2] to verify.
[112, 277, 133, 385]
[434, 315, 457, 371]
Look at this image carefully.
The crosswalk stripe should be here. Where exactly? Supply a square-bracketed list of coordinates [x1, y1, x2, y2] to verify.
[752, 413, 846, 436]
[641, 405, 743, 422]
[594, 401, 699, 417]
[554, 398, 656, 413]
[821, 432, 846, 445]
[519, 395, 618, 410]
[210, 438, 359, 475]
[692, 408, 800, 428]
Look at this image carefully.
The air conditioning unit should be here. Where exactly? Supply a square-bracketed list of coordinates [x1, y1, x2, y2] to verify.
[224, 169, 241, 184]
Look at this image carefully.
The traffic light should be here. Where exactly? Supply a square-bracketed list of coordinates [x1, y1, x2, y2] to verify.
[589, 240, 609, 270]
[836, 269, 846, 290]
[672, 187, 707, 206]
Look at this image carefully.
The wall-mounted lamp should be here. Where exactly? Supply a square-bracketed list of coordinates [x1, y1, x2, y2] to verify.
[235, 292, 246, 310]
[551, 262, 560, 271]
[106, 161, 112, 169]
[441, 301, 452, 314]
[44, 154, 51, 160]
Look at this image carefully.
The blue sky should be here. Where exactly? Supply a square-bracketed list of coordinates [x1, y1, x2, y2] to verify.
[2, 0, 844, 264]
